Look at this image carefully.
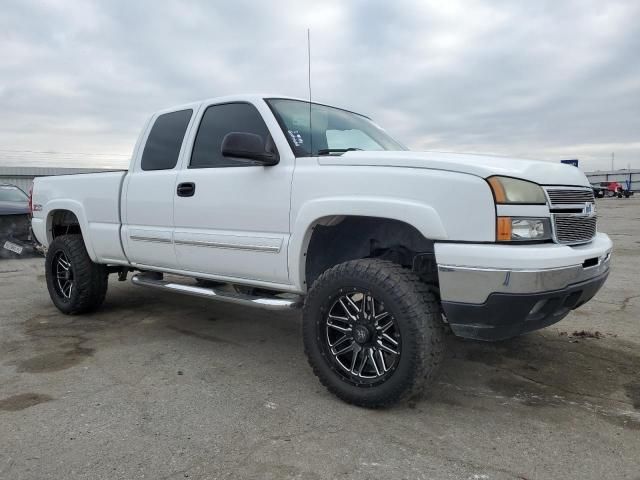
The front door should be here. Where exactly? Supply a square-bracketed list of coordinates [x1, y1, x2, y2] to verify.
[173, 101, 293, 285]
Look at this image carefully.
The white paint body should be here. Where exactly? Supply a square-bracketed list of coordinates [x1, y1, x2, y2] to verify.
[31, 94, 611, 294]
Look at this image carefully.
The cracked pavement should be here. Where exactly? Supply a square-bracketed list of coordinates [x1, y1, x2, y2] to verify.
[1, 197, 639, 479]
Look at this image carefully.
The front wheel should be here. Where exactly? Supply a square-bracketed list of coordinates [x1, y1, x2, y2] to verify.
[45, 234, 108, 314]
[302, 259, 444, 407]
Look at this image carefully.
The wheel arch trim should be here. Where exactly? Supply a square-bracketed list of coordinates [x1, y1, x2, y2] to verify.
[43, 200, 98, 262]
[288, 197, 448, 291]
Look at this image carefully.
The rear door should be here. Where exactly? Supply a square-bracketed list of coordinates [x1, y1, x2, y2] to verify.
[122, 108, 195, 269]
[173, 100, 293, 285]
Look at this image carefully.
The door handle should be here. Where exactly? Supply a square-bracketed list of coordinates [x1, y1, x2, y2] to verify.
[177, 182, 195, 197]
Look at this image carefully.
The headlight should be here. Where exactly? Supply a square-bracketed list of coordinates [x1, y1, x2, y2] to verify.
[488, 176, 547, 204]
[497, 217, 552, 242]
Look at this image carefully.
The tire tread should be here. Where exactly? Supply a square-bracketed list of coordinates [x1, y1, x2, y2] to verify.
[303, 258, 444, 408]
[45, 234, 108, 315]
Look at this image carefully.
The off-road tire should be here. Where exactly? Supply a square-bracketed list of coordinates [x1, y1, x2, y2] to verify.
[45, 234, 108, 314]
[302, 258, 445, 408]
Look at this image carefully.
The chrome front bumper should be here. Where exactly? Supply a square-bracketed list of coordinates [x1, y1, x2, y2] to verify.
[434, 233, 612, 341]
[435, 232, 612, 304]
[437, 250, 610, 304]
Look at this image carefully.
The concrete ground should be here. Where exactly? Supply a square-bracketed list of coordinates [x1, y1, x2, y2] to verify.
[1, 198, 639, 480]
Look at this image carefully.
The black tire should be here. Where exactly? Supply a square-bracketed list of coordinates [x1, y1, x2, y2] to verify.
[302, 259, 444, 408]
[45, 234, 108, 315]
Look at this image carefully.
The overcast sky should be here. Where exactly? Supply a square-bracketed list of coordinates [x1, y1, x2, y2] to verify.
[1, 0, 638, 171]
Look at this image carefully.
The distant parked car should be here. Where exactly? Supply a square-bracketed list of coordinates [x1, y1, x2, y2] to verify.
[599, 181, 634, 198]
[0, 184, 36, 257]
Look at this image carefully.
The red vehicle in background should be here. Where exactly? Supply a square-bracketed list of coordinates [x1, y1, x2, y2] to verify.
[597, 181, 634, 198]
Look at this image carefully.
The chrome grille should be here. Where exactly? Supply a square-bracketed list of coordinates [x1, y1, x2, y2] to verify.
[544, 187, 597, 244]
[546, 188, 595, 206]
[553, 215, 597, 244]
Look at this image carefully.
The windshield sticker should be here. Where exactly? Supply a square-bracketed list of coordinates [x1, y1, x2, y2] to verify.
[288, 130, 303, 146]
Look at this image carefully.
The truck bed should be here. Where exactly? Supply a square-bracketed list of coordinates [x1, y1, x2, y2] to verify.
[31, 171, 129, 264]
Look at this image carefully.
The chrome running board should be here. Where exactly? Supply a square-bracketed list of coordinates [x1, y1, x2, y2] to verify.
[131, 274, 302, 310]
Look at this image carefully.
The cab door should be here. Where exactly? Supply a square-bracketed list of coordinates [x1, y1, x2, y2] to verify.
[121, 108, 195, 270]
[173, 100, 293, 285]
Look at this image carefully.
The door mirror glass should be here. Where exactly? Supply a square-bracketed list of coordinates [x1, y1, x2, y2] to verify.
[221, 132, 279, 166]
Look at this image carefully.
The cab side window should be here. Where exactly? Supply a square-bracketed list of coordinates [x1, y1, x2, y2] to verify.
[141, 109, 193, 171]
[190, 102, 270, 168]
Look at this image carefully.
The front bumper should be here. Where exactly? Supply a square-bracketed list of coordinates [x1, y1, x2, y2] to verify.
[435, 233, 612, 341]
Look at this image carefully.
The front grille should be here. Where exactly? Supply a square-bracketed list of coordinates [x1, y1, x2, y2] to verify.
[544, 187, 597, 245]
[546, 188, 595, 206]
[553, 214, 597, 244]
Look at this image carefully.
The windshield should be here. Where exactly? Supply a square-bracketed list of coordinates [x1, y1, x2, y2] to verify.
[0, 185, 28, 202]
[266, 98, 405, 156]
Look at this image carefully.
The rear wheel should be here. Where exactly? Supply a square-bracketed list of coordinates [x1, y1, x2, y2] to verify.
[45, 234, 108, 314]
[303, 259, 444, 407]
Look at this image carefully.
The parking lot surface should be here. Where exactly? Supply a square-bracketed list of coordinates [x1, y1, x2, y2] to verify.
[1, 198, 639, 480]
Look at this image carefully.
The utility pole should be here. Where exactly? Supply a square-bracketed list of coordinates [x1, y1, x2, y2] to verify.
[611, 152, 615, 171]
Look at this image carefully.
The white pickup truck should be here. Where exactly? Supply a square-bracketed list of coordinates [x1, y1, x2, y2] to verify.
[31, 94, 612, 407]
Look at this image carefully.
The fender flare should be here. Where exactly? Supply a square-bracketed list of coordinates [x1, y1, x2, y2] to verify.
[43, 199, 98, 262]
[288, 196, 448, 291]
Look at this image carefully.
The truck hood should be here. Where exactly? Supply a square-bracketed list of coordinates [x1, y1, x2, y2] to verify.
[318, 151, 590, 187]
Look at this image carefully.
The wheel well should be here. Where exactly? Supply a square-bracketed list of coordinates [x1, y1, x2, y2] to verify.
[304, 216, 437, 288]
[49, 210, 82, 240]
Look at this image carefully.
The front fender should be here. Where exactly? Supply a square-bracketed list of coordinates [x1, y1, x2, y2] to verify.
[288, 196, 448, 291]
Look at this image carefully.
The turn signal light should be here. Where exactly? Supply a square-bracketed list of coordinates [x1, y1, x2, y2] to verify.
[497, 217, 512, 241]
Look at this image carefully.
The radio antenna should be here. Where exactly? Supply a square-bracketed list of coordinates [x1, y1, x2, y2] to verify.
[307, 28, 313, 156]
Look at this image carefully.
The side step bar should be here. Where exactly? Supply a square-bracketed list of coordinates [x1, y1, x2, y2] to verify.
[131, 274, 302, 311]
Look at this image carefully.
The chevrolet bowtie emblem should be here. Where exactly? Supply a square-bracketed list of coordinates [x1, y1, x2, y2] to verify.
[584, 202, 594, 215]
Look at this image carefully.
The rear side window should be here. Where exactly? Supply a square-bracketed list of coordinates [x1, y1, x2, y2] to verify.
[190, 102, 270, 168]
[141, 109, 193, 171]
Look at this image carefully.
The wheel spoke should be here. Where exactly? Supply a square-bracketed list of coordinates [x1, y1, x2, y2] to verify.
[58, 256, 71, 270]
[338, 298, 357, 320]
[329, 334, 351, 348]
[382, 333, 398, 346]
[333, 341, 356, 356]
[349, 348, 359, 372]
[345, 295, 360, 313]
[356, 351, 367, 375]
[376, 339, 399, 356]
[368, 348, 381, 376]
[328, 314, 349, 324]
[375, 311, 390, 324]
[327, 322, 352, 333]
[377, 349, 387, 372]
[377, 319, 393, 333]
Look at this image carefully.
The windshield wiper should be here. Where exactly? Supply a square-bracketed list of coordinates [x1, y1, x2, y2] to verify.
[317, 148, 363, 155]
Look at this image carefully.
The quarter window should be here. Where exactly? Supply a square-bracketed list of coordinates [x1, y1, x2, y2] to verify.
[141, 109, 193, 171]
[190, 102, 271, 168]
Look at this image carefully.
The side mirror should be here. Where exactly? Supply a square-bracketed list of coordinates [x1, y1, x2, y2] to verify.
[221, 132, 279, 166]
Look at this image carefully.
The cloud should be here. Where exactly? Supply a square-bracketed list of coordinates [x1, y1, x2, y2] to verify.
[0, 0, 638, 170]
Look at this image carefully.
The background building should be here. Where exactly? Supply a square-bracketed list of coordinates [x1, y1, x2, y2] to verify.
[585, 169, 639, 191]
[0, 166, 112, 192]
